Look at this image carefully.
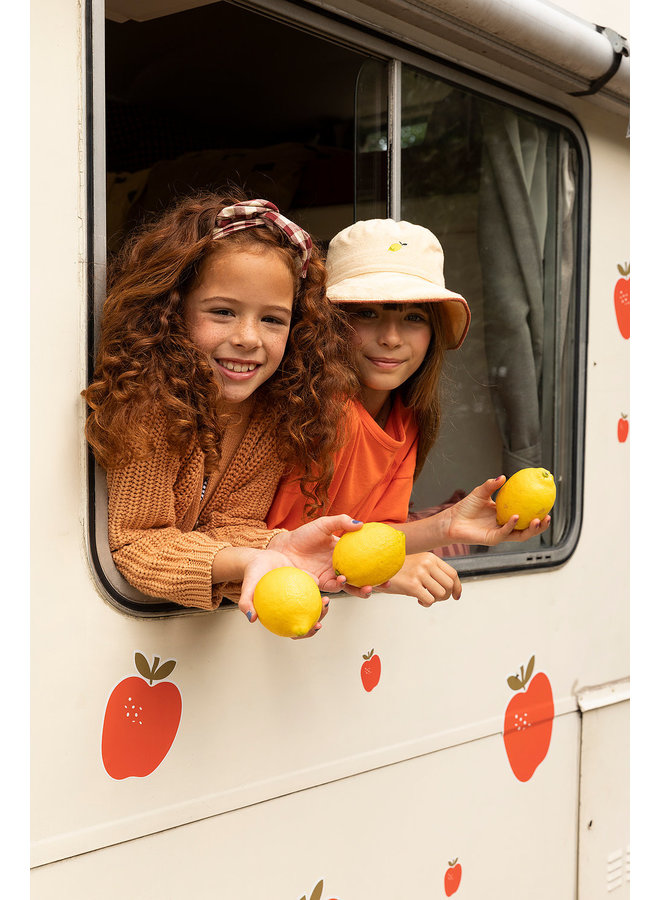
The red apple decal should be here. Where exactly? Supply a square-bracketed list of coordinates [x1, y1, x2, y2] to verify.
[503, 655, 554, 782]
[102, 652, 182, 780]
[361, 648, 381, 692]
[614, 262, 630, 339]
[617, 414, 629, 443]
[444, 858, 462, 896]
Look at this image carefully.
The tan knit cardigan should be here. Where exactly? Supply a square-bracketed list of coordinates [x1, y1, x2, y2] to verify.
[107, 408, 286, 610]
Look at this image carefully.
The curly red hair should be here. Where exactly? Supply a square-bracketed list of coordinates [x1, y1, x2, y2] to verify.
[83, 190, 357, 514]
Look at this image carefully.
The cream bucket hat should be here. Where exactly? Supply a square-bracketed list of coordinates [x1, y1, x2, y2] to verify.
[326, 218, 471, 350]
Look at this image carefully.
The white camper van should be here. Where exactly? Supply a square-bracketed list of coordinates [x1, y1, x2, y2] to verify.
[30, 1, 630, 897]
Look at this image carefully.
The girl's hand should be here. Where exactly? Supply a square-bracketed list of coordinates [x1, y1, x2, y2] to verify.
[268, 515, 373, 598]
[380, 553, 461, 606]
[445, 476, 551, 546]
[238, 548, 331, 640]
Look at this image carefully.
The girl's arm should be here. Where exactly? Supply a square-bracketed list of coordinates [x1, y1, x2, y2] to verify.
[379, 552, 461, 605]
[393, 476, 550, 552]
[213, 544, 331, 638]
[108, 465, 235, 610]
[106, 414, 283, 610]
[231, 515, 370, 628]
[267, 514, 369, 593]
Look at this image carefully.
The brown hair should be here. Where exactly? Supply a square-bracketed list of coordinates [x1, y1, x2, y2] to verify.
[399, 302, 448, 477]
[338, 301, 448, 479]
[83, 190, 357, 514]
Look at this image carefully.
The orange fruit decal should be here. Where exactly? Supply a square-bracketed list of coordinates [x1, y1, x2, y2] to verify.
[614, 262, 630, 339]
[101, 652, 182, 780]
[503, 655, 554, 782]
[361, 648, 381, 692]
[617, 413, 629, 443]
[444, 858, 462, 896]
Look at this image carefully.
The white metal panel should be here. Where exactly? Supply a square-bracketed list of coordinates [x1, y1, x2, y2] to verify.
[32, 712, 581, 898]
[577, 700, 630, 898]
[577, 678, 629, 713]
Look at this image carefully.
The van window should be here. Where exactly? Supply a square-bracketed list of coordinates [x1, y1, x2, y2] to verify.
[397, 65, 584, 571]
[89, 0, 587, 613]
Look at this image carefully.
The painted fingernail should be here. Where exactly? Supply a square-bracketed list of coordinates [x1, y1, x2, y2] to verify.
[246, 610, 253, 621]
[352, 520, 363, 525]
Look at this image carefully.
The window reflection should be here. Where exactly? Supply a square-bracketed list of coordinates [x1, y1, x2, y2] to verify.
[400, 67, 580, 558]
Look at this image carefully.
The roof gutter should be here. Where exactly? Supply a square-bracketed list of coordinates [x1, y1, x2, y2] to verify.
[313, 0, 630, 111]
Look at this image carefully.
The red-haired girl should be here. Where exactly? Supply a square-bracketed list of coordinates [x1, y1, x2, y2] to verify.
[267, 219, 551, 606]
[84, 193, 366, 635]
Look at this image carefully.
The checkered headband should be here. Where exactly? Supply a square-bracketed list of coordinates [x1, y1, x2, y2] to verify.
[212, 199, 313, 278]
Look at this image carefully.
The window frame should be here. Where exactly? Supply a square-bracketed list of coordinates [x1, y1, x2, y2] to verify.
[85, 0, 590, 615]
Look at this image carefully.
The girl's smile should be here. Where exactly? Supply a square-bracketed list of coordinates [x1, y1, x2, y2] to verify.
[348, 303, 432, 418]
[184, 248, 295, 404]
[214, 358, 261, 380]
[366, 356, 407, 369]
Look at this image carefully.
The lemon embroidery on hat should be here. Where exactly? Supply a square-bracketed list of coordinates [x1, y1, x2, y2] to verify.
[387, 242, 407, 252]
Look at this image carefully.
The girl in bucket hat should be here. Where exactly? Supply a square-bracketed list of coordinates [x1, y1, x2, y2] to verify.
[267, 219, 550, 606]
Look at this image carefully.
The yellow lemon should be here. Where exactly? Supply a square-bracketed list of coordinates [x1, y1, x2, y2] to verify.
[253, 567, 322, 638]
[332, 522, 406, 587]
[388, 242, 406, 252]
[495, 467, 556, 530]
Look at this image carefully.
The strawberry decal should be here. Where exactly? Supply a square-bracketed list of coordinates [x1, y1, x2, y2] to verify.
[361, 648, 381, 692]
[617, 413, 629, 443]
[444, 858, 462, 896]
[614, 262, 630, 339]
[298, 879, 339, 900]
[102, 652, 182, 780]
[503, 655, 554, 782]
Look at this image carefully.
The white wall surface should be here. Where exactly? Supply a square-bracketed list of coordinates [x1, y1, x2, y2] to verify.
[32, 712, 581, 898]
[578, 699, 630, 897]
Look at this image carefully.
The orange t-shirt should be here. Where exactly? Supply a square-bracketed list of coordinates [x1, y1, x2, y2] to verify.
[267, 395, 419, 529]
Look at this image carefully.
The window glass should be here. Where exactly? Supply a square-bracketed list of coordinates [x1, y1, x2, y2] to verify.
[105, 2, 371, 250]
[355, 58, 388, 220]
[400, 65, 581, 562]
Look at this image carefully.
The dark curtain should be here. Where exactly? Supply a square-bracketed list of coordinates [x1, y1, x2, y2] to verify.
[477, 105, 549, 475]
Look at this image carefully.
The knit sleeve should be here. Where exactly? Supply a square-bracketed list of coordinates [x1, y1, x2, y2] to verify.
[195, 422, 289, 602]
[107, 419, 233, 610]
